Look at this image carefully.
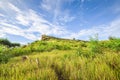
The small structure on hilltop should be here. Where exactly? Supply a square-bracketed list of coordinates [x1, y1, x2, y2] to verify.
[41, 34, 88, 42]
[41, 34, 59, 41]
[41, 34, 51, 41]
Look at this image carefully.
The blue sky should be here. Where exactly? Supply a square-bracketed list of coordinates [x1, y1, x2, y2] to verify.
[0, 0, 120, 44]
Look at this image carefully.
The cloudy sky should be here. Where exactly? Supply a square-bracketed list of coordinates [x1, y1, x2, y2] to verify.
[0, 0, 120, 44]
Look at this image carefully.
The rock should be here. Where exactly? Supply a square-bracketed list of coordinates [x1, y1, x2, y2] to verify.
[22, 56, 29, 61]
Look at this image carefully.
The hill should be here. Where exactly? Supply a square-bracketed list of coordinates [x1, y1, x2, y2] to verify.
[0, 35, 120, 80]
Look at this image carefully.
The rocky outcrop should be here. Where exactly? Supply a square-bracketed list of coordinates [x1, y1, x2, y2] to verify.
[41, 34, 88, 42]
[41, 35, 67, 41]
[41, 35, 57, 41]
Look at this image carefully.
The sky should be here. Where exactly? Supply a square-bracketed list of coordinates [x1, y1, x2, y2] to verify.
[0, 0, 120, 44]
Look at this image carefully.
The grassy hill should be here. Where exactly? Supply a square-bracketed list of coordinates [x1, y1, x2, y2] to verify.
[0, 35, 120, 80]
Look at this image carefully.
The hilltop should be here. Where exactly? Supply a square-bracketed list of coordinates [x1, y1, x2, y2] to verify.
[41, 34, 87, 42]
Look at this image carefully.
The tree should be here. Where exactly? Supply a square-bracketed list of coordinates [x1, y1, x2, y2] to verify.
[0, 38, 20, 47]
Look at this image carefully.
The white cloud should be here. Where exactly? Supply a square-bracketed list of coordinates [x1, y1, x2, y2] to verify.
[40, 0, 62, 24]
[0, 22, 23, 35]
[0, 13, 4, 17]
[0, 29, 6, 38]
[16, 14, 30, 26]
[0, 34, 5, 38]
[68, 19, 120, 40]
[59, 13, 75, 23]
[15, 9, 67, 36]
[8, 3, 21, 13]
[0, 22, 38, 40]
[40, 0, 60, 12]
[103, 19, 120, 36]
[0, 0, 120, 43]
[40, 0, 54, 11]
[40, 0, 75, 24]
[0, 2, 68, 41]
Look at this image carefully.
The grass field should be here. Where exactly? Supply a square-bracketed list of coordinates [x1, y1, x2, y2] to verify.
[0, 35, 120, 80]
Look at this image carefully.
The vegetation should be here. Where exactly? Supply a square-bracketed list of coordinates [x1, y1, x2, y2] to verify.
[0, 35, 120, 80]
[0, 38, 20, 47]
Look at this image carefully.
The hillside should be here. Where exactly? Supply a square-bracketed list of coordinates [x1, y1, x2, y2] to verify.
[0, 35, 120, 80]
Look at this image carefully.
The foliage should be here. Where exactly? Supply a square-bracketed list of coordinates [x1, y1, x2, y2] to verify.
[0, 45, 10, 63]
[88, 34, 103, 56]
[109, 36, 117, 40]
[0, 38, 20, 47]
[0, 36, 120, 80]
[0, 53, 10, 63]
[101, 38, 120, 52]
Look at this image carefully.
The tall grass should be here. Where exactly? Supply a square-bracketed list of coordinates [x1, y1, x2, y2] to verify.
[0, 50, 120, 80]
[0, 36, 120, 80]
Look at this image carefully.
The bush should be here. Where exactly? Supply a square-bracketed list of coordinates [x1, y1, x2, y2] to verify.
[89, 34, 102, 57]
[0, 45, 10, 63]
[0, 38, 20, 47]
[0, 53, 10, 63]
[76, 46, 83, 56]
[54, 44, 71, 50]
[101, 38, 120, 52]
[109, 38, 120, 52]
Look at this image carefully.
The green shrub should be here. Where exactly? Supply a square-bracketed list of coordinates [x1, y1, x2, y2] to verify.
[101, 38, 120, 52]
[0, 45, 10, 63]
[110, 38, 120, 52]
[0, 38, 20, 47]
[0, 45, 7, 53]
[76, 46, 83, 56]
[54, 44, 71, 50]
[89, 34, 102, 57]
[0, 53, 10, 63]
